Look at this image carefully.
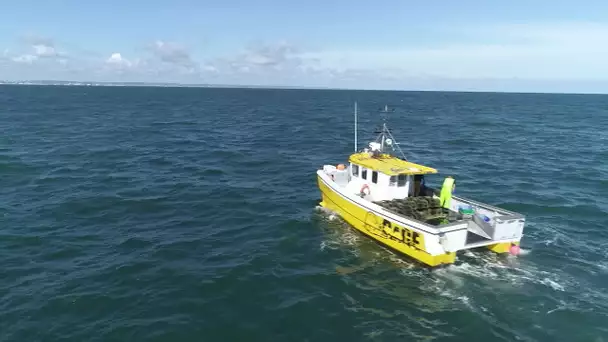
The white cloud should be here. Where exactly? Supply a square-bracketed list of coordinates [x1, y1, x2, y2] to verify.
[4, 22, 608, 93]
[301, 21, 608, 80]
[24, 35, 63, 58]
[148, 40, 196, 69]
[11, 54, 37, 64]
[202, 64, 217, 73]
[106, 52, 133, 68]
[33, 44, 58, 58]
[208, 41, 305, 77]
[6, 35, 66, 67]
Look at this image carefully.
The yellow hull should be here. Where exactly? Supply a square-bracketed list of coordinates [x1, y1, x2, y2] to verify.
[317, 175, 456, 267]
[317, 175, 516, 267]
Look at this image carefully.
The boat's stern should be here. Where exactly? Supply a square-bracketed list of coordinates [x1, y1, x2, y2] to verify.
[442, 197, 526, 256]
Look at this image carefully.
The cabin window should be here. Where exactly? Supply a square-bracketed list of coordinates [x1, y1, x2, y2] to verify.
[352, 164, 359, 177]
[372, 171, 378, 184]
[361, 168, 367, 180]
[398, 174, 407, 187]
[389, 176, 397, 186]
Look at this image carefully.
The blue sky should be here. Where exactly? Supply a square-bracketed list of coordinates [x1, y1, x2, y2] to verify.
[2, 0, 608, 92]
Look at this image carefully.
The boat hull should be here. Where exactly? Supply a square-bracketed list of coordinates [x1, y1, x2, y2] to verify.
[317, 174, 457, 267]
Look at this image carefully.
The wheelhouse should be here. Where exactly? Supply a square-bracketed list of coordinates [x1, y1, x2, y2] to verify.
[347, 151, 438, 202]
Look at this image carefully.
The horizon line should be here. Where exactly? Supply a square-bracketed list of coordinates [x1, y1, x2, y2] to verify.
[1, 79, 608, 96]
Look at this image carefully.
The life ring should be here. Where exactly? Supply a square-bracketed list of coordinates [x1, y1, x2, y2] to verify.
[360, 184, 371, 196]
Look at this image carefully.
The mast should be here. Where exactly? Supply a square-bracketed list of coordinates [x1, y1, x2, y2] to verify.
[381, 122, 386, 151]
[354, 101, 358, 152]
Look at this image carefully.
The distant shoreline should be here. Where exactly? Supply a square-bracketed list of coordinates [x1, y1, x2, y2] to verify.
[1, 80, 607, 96]
[0, 80, 321, 89]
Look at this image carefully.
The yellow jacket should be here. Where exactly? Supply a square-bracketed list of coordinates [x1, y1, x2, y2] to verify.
[439, 177, 454, 209]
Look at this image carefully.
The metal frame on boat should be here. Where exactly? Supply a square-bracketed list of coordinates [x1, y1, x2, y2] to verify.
[316, 103, 525, 267]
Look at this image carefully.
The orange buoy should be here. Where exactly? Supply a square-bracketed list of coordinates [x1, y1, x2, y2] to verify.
[509, 244, 521, 256]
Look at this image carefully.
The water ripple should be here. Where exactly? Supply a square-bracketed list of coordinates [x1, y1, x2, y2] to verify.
[1, 86, 607, 341]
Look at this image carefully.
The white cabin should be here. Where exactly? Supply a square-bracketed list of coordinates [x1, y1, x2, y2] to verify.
[324, 144, 438, 203]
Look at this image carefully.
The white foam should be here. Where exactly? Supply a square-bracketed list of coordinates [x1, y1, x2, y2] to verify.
[427, 250, 572, 296]
[541, 278, 565, 292]
[457, 295, 473, 309]
[316, 207, 362, 255]
[542, 238, 556, 246]
[546, 300, 568, 314]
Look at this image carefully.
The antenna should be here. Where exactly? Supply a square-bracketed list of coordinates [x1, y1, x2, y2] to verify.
[384, 124, 408, 160]
[372, 111, 408, 161]
[354, 101, 358, 152]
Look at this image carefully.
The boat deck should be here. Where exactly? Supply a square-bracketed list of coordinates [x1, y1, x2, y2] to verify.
[373, 196, 462, 226]
[373, 196, 503, 247]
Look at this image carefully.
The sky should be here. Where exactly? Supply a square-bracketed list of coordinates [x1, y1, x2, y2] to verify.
[2, 0, 608, 93]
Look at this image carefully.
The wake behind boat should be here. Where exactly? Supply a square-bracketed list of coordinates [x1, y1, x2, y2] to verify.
[316, 103, 525, 267]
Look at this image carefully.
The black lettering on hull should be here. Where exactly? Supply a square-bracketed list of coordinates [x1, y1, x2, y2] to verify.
[380, 218, 421, 248]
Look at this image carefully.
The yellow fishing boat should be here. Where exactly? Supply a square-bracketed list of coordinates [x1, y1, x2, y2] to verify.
[316, 103, 525, 267]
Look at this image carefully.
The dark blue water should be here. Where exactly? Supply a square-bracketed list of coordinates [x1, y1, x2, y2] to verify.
[1, 85, 607, 341]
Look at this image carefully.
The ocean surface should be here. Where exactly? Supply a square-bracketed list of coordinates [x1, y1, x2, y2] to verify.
[1, 85, 607, 342]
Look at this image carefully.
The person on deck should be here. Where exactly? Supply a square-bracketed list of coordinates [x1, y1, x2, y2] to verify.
[439, 176, 455, 212]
